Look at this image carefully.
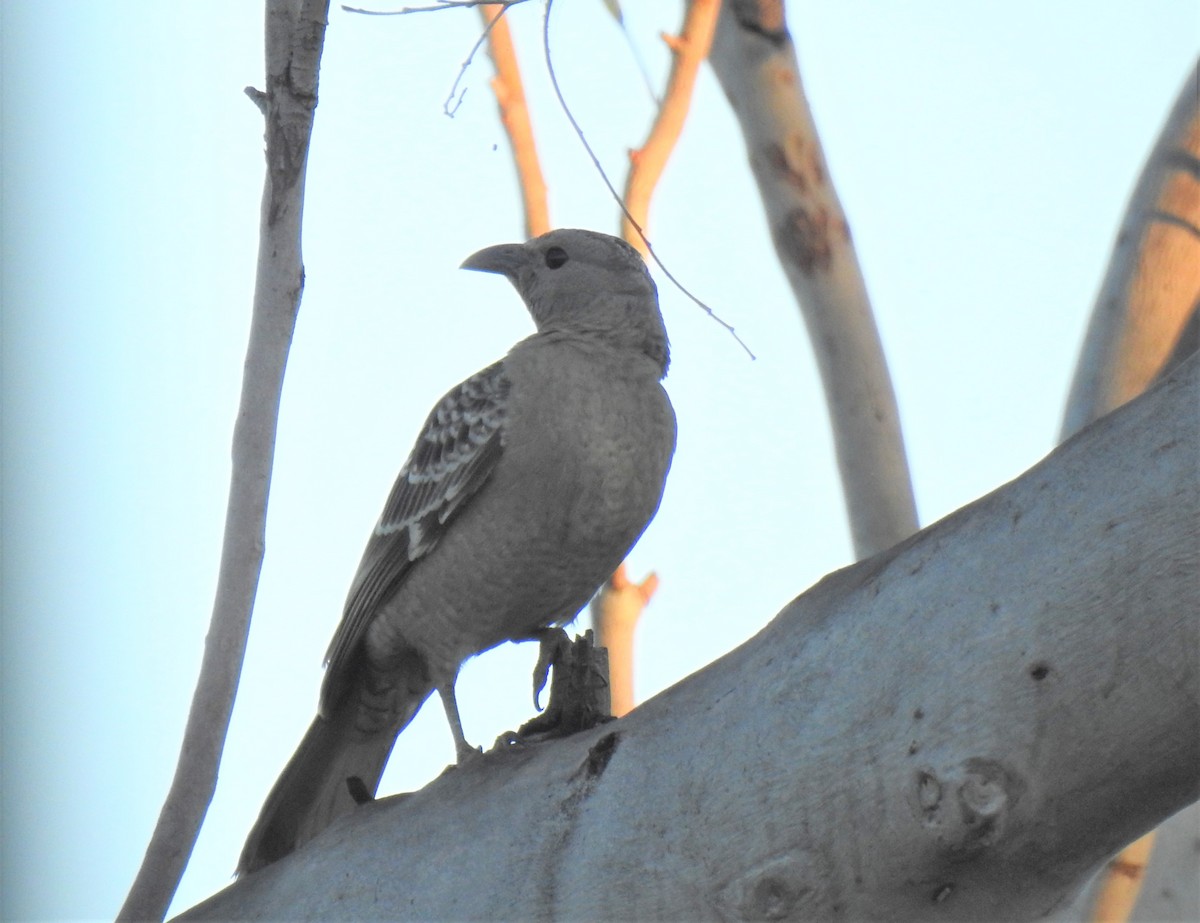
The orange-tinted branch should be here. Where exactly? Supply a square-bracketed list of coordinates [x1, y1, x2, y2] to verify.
[1061, 61, 1200, 923]
[591, 563, 660, 717]
[1088, 831, 1156, 923]
[620, 0, 721, 252]
[1063, 59, 1200, 436]
[479, 4, 550, 237]
[595, 4, 720, 712]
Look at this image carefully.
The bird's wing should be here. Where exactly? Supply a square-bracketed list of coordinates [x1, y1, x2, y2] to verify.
[319, 360, 511, 711]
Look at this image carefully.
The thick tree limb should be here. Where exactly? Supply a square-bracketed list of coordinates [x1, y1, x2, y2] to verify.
[1050, 59, 1200, 923]
[1062, 59, 1200, 438]
[709, 1, 918, 559]
[180, 354, 1199, 922]
[118, 2, 329, 920]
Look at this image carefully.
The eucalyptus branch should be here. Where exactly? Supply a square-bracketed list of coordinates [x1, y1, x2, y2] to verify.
[118, 2, 331, 920]
[479, 3, 549, 235]
[620, 0, 721, 250]
[543, 0, 754, 358]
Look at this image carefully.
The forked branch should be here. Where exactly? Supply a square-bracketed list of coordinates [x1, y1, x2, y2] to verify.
[478, 3, 550, 237]
[620, 0, 721, 251]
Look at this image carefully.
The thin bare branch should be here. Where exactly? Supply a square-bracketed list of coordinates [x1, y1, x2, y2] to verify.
[343, 0, 525, 16]
[621, 0, 720, 251]
[479, 3, 550, 236]
[709, 0, 918, 558]
[608, 7, 661, 107]
[117, 2, 330, 920]
[592, 2, 721, 709]
[439, 5, 506, 116]
[542, 0, 754, 359]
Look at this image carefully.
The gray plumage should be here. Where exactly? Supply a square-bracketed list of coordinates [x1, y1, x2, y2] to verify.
[238, 228, 676, 875]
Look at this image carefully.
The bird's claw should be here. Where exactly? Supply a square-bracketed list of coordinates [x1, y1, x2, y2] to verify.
[517, 629, 612, 742]
[531, 627, 571, 711]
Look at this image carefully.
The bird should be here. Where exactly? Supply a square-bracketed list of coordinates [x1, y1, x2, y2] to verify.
[237, 228, 677, 875]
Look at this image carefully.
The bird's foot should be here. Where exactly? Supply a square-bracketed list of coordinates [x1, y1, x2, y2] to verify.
[516, 629, 613, 742]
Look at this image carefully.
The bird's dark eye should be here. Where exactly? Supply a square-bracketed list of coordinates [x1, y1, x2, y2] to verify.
[544, 246, 569, 269]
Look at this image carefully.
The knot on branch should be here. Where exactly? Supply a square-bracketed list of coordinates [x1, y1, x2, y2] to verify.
[772, 205, 843, 275]
[717, 852, 829, 920]
[760, 139, 826, 196]
[909, 758, 1026, 858]
[729, 0, 790, 46]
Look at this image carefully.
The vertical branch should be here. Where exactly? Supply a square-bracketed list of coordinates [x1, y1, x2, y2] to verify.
[117, 2, 330, 920]
[1086, 833, 1157, 923]
[1056, 60, 1200, 923]
[476, 0, 669, 719]
[475, 1, 658, 717]
[591, 564, 659, 717]
[620, 0, 721, 252]
[709, 0, 918, 559]
[594, 1, 720, 714]
[1062, 60, 1200, 437]
[479, 4, 550, 238]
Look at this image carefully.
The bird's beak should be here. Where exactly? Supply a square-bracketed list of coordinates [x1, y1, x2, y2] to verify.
[460, 242, 528, 278]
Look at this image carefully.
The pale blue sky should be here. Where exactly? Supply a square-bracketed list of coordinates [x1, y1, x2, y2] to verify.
[1, 2, 1196, 919]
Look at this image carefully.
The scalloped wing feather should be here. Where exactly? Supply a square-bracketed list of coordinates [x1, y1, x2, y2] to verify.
[319, 361, 510, 713]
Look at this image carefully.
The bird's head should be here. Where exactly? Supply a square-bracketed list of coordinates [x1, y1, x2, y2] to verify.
[461, 228, 669, 372]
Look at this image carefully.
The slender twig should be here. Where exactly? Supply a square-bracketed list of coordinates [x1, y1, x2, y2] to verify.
[440, 4, 507, 115]
[542, 0, 754, 359]
[621, 0, 720, 250]
[479, 3, 550, 235]
[346, 1, 522, 117]
[118, 1, 331, 918]
[601, 1, 660, 106]
[592, 1, 721, 715]
[343, 0, 525, 15]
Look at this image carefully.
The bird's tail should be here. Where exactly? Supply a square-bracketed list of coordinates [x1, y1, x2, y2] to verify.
[236, 688, 430, 876]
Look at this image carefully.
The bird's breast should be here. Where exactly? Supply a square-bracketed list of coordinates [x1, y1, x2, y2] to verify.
[504, 350, 675, 546]
[369, 342, 676, 680]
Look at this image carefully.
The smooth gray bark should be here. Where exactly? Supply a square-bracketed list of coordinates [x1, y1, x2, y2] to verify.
[180, 355, 1199, 922]
[119, 2, 329, 919]
[709, 2, 919, 559]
